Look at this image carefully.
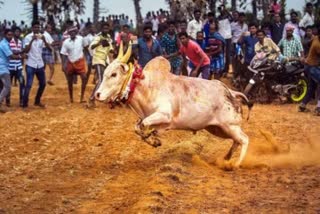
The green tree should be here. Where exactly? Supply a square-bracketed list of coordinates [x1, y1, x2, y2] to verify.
[133, 0, 143, 34]
[93, 0, 99, 24]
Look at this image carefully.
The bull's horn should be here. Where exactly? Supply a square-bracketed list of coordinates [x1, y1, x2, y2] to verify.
[120, 42, 132, 64]
[117, 41, 124, 60]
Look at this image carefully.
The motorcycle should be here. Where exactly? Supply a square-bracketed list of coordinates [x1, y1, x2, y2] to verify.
[243, 52, 308, 103]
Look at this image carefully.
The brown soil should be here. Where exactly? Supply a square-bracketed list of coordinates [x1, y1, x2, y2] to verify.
[0, 66, 319, 213]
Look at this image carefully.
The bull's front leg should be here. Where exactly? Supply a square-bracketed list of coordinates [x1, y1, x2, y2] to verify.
[135, 112, 171, 147]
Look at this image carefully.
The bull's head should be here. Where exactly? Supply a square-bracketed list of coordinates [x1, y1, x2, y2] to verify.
[95, 42, 132, 102]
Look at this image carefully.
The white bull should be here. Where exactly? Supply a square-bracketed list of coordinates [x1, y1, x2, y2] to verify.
[95, 43, 253, 167]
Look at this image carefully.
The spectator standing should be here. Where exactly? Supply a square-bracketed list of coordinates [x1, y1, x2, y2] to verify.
[137, 25, 163, 68]
[7, 27, 25, 107]
[203, 12, 215, 39]
[161, 21, 182, 75]
[42, 24, 55, 85]
[151, 15, 160, 35]
[23, 21, 50, 108]
[87, 23, 113, 107]
[60, 27, 87, 103]
[178, 20, 188, 34]
[299, 3, 315, 33]
[116, 25, 133, 46]
[231, 12, 248, 45]
[0, 29, 22, 113]
[270, 13, 285, 45]
[283, 11, 301, 39]
[299, 26, 320, 116]
[205, 22, 225, 79]
[217, 4, 233, 74]
[231, 12, 248, 76]
[269, 0, 282, 14]
[83, 23, 97, 84]
[238, 22, 259, 65]
[195, 31, 206, 50]
[302, 25, 314, 56]
[187, 9, 203, 40]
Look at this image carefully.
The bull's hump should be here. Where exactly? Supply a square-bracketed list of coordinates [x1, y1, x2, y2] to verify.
[143, 57, 171, 74]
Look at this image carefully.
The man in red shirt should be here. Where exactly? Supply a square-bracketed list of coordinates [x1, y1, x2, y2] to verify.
[175, 32, 211, 79]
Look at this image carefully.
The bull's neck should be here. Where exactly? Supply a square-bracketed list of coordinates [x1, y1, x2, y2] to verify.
[128, 73, 152, 119]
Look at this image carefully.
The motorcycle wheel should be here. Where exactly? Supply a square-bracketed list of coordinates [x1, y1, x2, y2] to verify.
[289, 78, 308, 103]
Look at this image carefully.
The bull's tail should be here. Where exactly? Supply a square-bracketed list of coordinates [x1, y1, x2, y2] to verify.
[231, 90, 253, 121]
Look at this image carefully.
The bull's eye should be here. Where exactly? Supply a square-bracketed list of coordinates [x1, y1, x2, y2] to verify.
[111, 73, 117, 78]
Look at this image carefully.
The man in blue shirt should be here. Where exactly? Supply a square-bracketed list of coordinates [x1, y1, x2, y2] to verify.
[237, 22, 259, 65]
[0, 29, 22, 113]
[203, 12, 215, 39]
[137, 25, 163, 68]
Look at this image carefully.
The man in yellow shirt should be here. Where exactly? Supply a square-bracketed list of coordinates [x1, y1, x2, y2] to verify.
[299, 27, 320, 116]
[87, 23, 113, 107]
[255, 29, 280, 61]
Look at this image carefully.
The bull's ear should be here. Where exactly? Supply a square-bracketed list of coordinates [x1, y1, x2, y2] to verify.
[120, 64, 129, 74]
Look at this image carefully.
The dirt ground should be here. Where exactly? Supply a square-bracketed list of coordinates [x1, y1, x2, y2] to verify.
[0, 65, 319, 214]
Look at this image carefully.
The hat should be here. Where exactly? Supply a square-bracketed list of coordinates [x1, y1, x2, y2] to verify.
[285, 24, 295, 31]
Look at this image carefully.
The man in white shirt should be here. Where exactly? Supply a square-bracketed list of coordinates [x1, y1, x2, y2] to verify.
[231, 12, 248, 80]
[187, 9, 203, 40]
[231, 12, 248, 45]
[60, 26, 87, 103]
[151, 15, 159, 35]
[42, 24, 55, 85]
[23, 20, 50, 108]
[218, 4, 233, 73]
[299, 3, 314, 33]
[83, 23, 97, 84]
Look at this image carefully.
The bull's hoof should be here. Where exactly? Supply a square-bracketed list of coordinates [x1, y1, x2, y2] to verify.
[144, 137, 162, 148]
[152, 138, 162, 147]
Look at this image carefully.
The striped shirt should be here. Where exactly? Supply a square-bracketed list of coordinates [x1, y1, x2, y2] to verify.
[9, 38, 23, 71]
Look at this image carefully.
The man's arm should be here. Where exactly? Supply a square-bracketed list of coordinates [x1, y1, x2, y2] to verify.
[90, 37, 102, 50]
[156, 40, 163, 56]
[23, 35, 36, 53]
[60, 41, 68, 72]
[191, 55, 205, 77]
[298, 40, 305, 59]
[42, 35, 51, 49]
[237, 32, 247, 44]
[3, 43, 21, 60]
[191, 48, 206, 77]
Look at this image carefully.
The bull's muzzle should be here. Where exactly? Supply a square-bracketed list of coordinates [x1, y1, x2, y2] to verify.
[95, 92, 101, 101]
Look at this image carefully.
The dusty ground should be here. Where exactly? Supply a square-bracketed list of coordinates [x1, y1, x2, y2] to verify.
[0, 66, 319, 214]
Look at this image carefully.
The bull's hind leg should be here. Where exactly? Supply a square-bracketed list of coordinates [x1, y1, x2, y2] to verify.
[224, 142, 239, 161]
[208, 124, 249, 167]
[225, 125, 249, 167]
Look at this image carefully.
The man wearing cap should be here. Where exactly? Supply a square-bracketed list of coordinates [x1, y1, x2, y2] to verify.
[283, 11, 302, 39]
[278, 24, 304, 62]
[60, 26, 87, 103]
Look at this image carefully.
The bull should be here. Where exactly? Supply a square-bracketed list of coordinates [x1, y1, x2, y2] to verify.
[95, 42, 253, 167]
